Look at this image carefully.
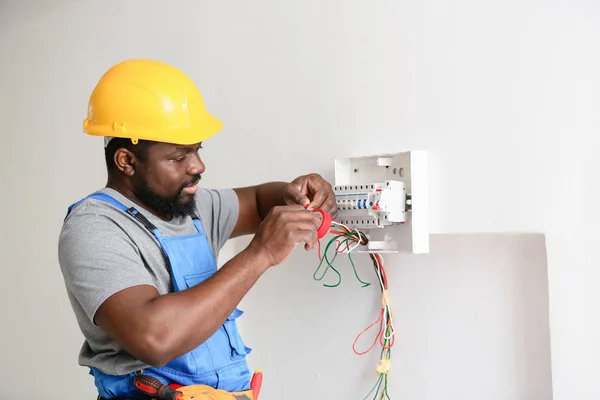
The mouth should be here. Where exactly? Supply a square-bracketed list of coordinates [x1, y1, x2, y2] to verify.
[182, 184, 198, 195]
[180, 175, 201, 196]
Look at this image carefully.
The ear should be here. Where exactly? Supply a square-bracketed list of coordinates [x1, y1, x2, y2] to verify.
[113, 148, 137, 177]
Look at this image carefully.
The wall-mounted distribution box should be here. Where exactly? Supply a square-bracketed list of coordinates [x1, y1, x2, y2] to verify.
[333, 151, 429, 254]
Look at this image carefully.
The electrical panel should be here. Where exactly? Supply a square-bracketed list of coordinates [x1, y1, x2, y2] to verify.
[333, 151, 429, 254]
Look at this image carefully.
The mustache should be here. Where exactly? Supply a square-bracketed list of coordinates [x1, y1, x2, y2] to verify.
[179, 174, 201, 191]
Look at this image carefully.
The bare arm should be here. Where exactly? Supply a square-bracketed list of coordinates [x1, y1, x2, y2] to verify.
[231, 174, 337, 238]
[94, 206, 320, 367]
[231, 182, 287, 237]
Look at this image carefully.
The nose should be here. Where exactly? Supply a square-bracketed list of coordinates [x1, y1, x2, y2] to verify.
[188, 152, 205, 176]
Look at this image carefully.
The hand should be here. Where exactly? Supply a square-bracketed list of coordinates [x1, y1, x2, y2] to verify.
[283, 173, 338, 219]
[248, 205, 321, 266]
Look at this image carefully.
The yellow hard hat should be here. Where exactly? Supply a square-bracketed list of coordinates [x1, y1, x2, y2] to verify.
[83, 59, 223, 145]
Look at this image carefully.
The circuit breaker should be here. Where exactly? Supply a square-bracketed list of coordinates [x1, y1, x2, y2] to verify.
[334, 180, 407, 228]
[333, 151, 429, 254]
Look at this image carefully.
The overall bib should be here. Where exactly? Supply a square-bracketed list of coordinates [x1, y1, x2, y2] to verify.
[66, 193, 252, 399]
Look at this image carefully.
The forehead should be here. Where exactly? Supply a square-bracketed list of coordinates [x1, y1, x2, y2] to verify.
[148, 141, 202, 156]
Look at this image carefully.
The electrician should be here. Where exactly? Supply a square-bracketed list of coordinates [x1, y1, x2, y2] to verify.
[58, 59, 337, 399]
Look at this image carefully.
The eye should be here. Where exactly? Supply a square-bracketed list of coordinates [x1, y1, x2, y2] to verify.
[171, 155, 186, 162]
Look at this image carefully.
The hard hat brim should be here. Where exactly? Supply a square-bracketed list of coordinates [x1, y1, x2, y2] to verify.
[83, 111, 224, 146]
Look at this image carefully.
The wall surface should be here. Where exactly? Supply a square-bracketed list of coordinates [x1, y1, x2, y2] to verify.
[225, 233, 552, 400]
[1, 0, 597, 398]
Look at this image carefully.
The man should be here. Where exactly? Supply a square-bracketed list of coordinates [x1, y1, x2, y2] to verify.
[58, 59, 337, 399]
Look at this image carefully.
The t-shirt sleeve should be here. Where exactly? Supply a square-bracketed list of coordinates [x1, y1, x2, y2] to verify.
[58, 213, 156, 324]
[194, 188, 240, 254]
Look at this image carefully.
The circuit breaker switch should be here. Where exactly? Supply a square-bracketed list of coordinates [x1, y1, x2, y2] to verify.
[333, 180, 407, 228]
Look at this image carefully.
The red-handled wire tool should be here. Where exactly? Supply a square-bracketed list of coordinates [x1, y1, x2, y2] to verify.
[250, 369, 263, 399]
[133, 374, 183, 400]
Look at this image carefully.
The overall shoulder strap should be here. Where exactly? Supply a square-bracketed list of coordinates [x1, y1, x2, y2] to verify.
[191, 216, 206, 235]
[66, 193, 160, 235]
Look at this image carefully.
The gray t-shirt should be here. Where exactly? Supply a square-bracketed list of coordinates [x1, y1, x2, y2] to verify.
[58, 187, 240, 376]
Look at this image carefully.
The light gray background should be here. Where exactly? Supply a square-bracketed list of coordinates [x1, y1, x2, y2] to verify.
[1, 0, 597, 398]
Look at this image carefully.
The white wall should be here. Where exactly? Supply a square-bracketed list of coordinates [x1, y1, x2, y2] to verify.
[226, 233, 552, 400]
[1, 0, 598, 398]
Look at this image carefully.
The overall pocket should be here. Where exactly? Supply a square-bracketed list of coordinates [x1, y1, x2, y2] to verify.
[90, 368, 137, 399]
[223, 308, 252, 359]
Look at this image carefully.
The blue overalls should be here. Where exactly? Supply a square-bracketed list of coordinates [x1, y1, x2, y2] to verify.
[66, 193, 252, 399]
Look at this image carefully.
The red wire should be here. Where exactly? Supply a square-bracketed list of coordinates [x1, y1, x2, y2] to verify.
[337, 239, 357, 253]
[379, 261, 388, 288]
[372, 254, 387, 288]
[320, 227, 394, 354]
[369, 252, 394, 349]
[352, 308, 385, 356]
[317, 239, 322, 261]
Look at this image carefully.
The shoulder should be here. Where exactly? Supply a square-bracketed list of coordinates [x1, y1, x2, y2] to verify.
[194, 187, 240, 220]
[58, 191, 145, 262]
[61, 192, 134, 235]
[58, 191, 157, 322]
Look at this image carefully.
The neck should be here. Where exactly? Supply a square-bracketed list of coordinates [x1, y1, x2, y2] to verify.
[106, 176, 173, 221]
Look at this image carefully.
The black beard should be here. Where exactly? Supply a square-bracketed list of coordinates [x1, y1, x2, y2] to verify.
[136, 175, 201, 219]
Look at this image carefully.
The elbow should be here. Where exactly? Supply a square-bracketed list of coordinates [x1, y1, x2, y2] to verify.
[132, 330, 177, 368]
[136, 333, 211, 368]
[138, 352, 170, 369]
[131, 327, 210, 367]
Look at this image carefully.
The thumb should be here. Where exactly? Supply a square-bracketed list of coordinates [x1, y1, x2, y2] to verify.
[284, 183, 310, 207]
[288, 193, 310, 208]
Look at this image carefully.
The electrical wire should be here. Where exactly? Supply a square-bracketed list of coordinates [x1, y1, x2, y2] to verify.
[312, 221, 371, 288]
[314, 221, 396, 400]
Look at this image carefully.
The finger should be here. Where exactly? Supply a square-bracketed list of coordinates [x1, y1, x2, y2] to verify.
[273, 204, 306, 214]
[327, 198, 338, 219]
[271, 204, 308, 217]
[298, 217, 322, 250]
[314, 192, 337, 218]
[300, 229, 318, 251]
[284, 218, 320, 233]
[305, 189, 329, 211]
[281, 207, 322, 223]
[284, 183, 310, 207]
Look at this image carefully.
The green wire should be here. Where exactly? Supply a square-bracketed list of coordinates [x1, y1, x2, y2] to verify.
[313, 231, 371, 288]
[347, 252, 371, 288]
[313, 228, 392, 398]
[313, 233, 346, 287]
[362, 373, 384, 400]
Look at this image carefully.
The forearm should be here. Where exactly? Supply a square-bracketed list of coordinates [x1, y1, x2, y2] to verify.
[138, 247, 270, 365]
[255, 181, 288, 219]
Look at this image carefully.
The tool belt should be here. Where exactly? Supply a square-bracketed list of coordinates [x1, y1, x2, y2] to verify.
[97, 369, 262, 400]
[97, 385, 254, 399]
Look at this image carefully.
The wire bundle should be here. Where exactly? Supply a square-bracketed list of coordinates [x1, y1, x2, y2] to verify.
[356, 252, 394, 400]
[313, 221, 395, 400]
